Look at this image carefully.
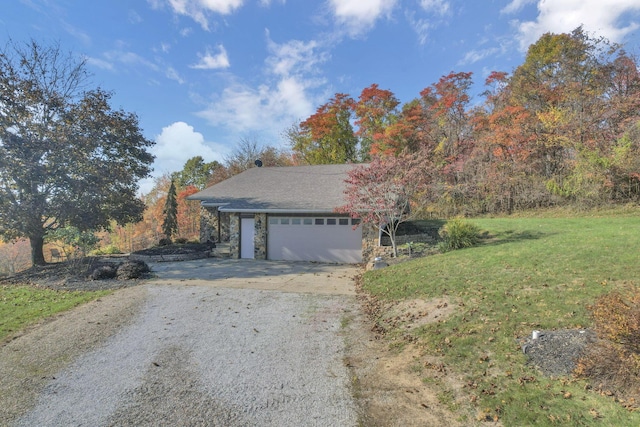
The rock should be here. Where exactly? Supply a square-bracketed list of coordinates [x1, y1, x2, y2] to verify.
[116, 260, 151, 280]
[90, 265, 117, 280]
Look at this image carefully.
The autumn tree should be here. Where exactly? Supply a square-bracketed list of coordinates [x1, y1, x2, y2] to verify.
[0, 40, 154, 265]
[287, 93, 358, 164]
[475, 27, 640, 208]
[0, 239, 31, 275]
[337, 152, 428, 257]
[353, 84, 400, 159]
[177, 185, 200, 240]
[161, 179, 178, 241]
[418, 71, 475, 162]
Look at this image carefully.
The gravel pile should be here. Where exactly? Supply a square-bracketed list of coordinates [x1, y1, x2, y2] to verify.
[522, 329, 596, 376]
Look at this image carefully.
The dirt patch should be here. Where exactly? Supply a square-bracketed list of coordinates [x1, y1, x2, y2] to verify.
[345, 278, 463, 426]
[380, 297, 455, 330]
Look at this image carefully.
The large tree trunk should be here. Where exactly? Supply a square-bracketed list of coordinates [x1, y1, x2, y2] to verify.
[29, 235, 46, 266]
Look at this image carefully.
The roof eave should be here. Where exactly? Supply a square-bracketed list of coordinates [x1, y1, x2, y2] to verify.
[218, 207, 338, 214]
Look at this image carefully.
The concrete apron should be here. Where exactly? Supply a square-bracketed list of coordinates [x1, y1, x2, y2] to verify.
[145, 258, 361, 295]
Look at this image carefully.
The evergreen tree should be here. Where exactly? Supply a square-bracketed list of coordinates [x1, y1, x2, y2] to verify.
[162, 180, 178, 241]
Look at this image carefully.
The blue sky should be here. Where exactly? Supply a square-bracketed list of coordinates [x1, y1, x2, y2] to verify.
[3, 0, 640, 193]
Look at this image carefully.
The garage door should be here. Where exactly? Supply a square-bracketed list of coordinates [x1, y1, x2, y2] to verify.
[267, 217, 362, 263]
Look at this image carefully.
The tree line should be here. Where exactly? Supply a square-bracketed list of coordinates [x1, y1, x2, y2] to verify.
[287, 27, 640, 215]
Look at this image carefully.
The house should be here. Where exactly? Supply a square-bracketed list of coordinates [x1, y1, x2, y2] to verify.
[188, 164, 376, 263]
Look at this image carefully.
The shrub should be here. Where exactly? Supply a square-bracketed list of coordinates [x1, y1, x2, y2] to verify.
[437, 218, 482, 252]
[158, 238, 172, 246]
[174, 237, 188, 244]
[575, 290, 640, 406]
[91, 244, 122, 255]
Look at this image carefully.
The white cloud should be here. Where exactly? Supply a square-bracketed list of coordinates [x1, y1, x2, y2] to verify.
[140, 121, 226, 193]
[166, 67, 185, 83]
[191, 45, 230, 69]
[128, 9, 143, 23]
[195, 76, 316, 139]
[265, 36, 328, 77]
[501, 0, 536, 15]
[259, 0, 286, 5]
[459, 47, 500, 65]
[405, 11, 432, 45]
[157, 0, 244, 30]
[86, 57, 115, 71]
[419, 0, 450, 16]
[515, 0, 640, 51]
[103, 50, 159, 71]
[194, 33, 328, 140]
[328, 0, 398, 37]
[152, 121, 226, 175]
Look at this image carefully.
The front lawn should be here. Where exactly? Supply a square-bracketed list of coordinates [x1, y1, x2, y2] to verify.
[363, 213, 640, 425]
[0, 285, 110, 342]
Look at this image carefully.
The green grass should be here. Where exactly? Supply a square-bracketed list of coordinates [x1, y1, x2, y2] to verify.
[363, 212, 640, 425]
[0, 285, 110, 341]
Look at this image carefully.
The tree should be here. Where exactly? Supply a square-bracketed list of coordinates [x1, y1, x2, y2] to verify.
[353, 84, 400, 159]
[337, 152, 428, 257]
[287, 93, 358, 164]
[162, 179, 178, 241]
[224, 137, 293, 176]
[0, 40, 154, 265]
[173, 156, 222, 190]
[177, 185, 200, 240]
[46, 225, 100, 258]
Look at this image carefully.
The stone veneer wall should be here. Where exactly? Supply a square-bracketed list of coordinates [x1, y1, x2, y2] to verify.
[229, 214, 240, 259]
[200, 206, 217, 243]
[361, 223, 379, 263]
[380, 233, 436, 246]
[254, 213, 268, 260]
[199, 206, 231, 243]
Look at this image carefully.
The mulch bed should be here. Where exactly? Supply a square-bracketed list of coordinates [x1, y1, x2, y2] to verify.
[1, 244, 213, 292]
[0, 257, 148, 291]
[132, 243, 212, 256]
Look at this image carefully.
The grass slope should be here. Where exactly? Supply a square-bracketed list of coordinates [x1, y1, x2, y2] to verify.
[0, 285, 110, 342]
[363, 214, 640, 425]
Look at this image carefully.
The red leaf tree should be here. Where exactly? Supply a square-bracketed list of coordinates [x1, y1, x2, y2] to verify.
[337, 153, 428, 257]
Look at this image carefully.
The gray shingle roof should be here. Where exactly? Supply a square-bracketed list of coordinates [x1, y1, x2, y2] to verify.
[188, 164, 363, 212]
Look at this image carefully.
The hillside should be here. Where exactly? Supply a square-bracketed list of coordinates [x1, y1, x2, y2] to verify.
[362, 211, 640, 425]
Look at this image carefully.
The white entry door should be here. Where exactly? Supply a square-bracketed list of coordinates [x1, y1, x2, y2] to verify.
[240, 217, 255, 259]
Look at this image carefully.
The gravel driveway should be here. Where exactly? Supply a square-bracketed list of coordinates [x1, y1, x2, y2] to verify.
[7, 260, 362, 427]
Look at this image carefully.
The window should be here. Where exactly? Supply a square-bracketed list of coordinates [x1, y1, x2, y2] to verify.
[280, 218, 290, 225]
[327, 218, 336, 225]
[351, 218, 361, 226]
[339, 218, 349, 226]
[303, 218, 313, 225]
[315, 218, 324, 225]
[292, 218, 301, 225]
[269, 218, 278, 225]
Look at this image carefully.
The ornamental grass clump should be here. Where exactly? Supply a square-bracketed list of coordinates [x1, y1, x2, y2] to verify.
[437, 218, 482, 252]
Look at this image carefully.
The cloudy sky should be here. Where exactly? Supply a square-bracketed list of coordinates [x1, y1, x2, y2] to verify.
[3, 0, 640, 192]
